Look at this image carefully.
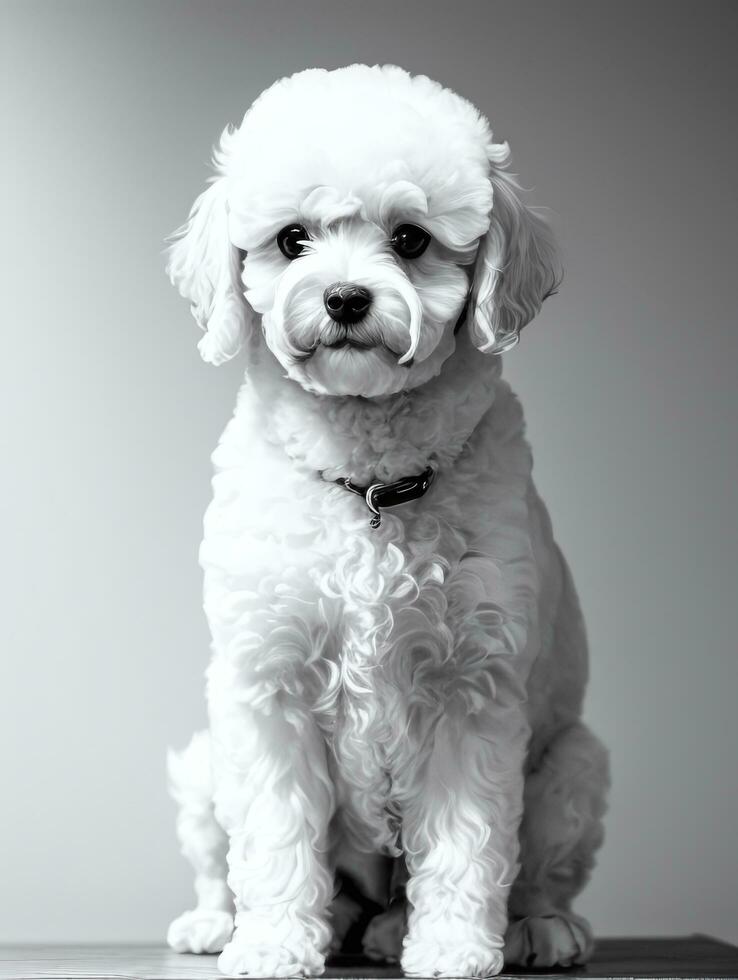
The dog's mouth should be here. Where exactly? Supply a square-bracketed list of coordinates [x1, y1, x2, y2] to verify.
[322, 337, 375, 351]
[287, 320, 411, 364]
[293, 339, 409, 370]
[321, 326, 408, 359]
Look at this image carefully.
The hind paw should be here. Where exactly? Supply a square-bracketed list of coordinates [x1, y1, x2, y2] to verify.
[363, 901, 406, 963]
[504, 912, 593, 968]
[168, 908, 234, 953]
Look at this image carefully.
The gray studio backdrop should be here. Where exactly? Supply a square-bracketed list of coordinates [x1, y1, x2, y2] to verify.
[2, 0, 736, 945]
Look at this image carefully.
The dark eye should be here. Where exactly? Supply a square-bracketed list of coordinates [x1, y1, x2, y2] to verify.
[277, 224, 311, 260]
[391, 223, 431, 259]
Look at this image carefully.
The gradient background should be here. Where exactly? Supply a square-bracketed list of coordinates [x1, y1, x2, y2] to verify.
[2, 0, 737, 946]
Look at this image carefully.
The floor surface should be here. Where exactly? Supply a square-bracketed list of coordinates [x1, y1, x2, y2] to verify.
[1, 936, 737, 980]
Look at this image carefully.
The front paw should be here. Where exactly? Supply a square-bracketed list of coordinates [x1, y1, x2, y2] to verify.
[167, 908, 234, 953]
[218, 929, 326, 977]
[402, 935, 504, 978]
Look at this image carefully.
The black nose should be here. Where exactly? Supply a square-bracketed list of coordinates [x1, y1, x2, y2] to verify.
[323, 282, 373, 324]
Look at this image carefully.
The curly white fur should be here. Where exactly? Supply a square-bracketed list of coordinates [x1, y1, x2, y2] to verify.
[165, 64, 609, 978]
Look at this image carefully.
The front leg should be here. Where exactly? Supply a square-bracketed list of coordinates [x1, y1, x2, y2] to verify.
[400, 704, 530, 979]
[210, 663, 334, 977]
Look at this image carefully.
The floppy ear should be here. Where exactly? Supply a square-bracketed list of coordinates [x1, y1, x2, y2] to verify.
[166, 176, 254, 366]
[470, 147, 562, 354]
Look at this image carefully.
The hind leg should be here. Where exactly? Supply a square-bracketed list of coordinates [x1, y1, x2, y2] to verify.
[166, 730, 235, 954]
[504, 722, 609, 968]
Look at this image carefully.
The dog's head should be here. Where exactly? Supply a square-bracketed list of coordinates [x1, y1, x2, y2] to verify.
[168, 65, 561, 397]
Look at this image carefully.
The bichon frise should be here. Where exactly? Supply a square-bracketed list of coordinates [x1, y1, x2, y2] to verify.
[165, 64, 609, 978]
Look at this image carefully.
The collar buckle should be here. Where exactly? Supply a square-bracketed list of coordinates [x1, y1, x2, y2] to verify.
[336, 465, 436, 529]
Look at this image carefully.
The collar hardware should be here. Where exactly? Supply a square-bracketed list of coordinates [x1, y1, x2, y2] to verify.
[335, 465, 436, 529]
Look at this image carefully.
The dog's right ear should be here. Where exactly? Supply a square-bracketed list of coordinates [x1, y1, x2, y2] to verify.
[166, 176, 255, 366]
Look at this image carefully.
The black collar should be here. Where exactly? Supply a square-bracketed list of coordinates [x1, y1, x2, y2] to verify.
[335, 465, 435, 529]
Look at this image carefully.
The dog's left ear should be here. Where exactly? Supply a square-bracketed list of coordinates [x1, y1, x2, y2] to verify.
[470, 146, 562, 354]
[166, 176, 256, 366]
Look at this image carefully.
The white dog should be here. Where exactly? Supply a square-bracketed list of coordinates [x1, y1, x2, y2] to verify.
[165, 64, 609, 978]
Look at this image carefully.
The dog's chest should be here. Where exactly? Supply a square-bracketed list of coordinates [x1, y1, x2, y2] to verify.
[310, 508, 453, 724]
[204, 383, 539, 772]
[309, 497, 523, 749]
